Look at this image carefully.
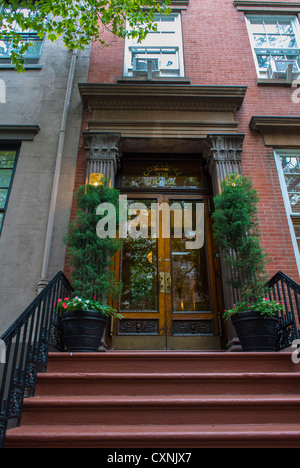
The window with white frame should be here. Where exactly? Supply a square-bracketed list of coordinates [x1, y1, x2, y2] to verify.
[0, 8, 44, 65]
[124, 13, 185, 79]
[275, 150, 300, 271]
[246, 15, 300, 79]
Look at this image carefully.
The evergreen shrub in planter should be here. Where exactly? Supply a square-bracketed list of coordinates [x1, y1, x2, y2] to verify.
[212, 174, 285, 351]
[59, 181, 123, 352]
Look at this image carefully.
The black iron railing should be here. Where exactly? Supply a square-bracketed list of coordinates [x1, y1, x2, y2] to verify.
[0, 271, 73, 448]
[267, 271, 300, 351]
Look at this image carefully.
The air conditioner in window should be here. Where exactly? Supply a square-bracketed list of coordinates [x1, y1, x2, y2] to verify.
[267, 59, 300, 81]
[133, 58, 159, 79]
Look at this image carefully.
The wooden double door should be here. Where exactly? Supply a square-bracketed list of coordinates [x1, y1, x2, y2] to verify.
[111, 193, 222, 350]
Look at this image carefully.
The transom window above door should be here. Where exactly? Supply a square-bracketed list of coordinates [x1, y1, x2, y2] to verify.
[123, 13, 185, 79]
[120, 157, 205, 189]
[246, 15, 300, 79]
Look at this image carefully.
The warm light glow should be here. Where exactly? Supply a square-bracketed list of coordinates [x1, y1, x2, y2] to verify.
[89, 173, 104, 187]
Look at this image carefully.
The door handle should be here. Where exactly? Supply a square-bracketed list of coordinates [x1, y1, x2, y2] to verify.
[159, 272, 165, 293]
[159, 272, 172, 294]
[165, 273, 171, 294]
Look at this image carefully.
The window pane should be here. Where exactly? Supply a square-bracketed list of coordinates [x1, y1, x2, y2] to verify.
[24, 39, 43, 58]
[161, 52, 178, 70]
[281, 36, 297, 48]
[171, 201, 210, 313]
[268, 35, 281, 47]
[284, 175, 300, 190]
[289, 193, 300, 212]
[251, 22, 265, 34]
[278, 22, 294, 34]
[154, 14, 176, 22]
[281, 156, 300, 174]
[293, 221, 300, 254]
[120, 200, 158, 312]
[122, 158, 204, 189]
[254, 34, 268, 47]
[0, 151, 16, 168]
[280, 155, 300, 213]
[264, 22, 279, 34]
[0, 189, 8, 209]
[0, 148, 17, 232]
[257, 54, 271, 69]
[0, 170, 13, 187]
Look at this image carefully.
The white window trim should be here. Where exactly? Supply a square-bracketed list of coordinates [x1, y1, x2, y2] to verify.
[123, 13, 185, 78]
[274, 149, 300, 275]
[245, 14, 300, 78]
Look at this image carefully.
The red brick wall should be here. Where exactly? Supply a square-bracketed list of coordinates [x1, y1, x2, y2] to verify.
[67, 0, 300, 282]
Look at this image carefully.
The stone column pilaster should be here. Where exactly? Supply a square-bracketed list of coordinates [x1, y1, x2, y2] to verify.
[84, 132, 121, 187]
[207, 134, 245, 351]
[83, 132, 121, 351]
[207, 134, 244, 195]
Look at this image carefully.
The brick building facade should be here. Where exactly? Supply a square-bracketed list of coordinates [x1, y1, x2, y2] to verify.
[1, 0, 300, 351]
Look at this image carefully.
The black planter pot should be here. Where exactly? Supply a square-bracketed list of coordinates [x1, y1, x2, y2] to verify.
[231, 310, 279, 352]
[61, 310, 109, 352]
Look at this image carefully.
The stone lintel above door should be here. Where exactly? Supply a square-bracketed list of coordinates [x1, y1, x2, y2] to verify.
[79, 84, 247, 140]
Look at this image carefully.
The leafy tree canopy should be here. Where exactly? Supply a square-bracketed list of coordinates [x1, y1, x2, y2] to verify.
[0, 0, 171, 71]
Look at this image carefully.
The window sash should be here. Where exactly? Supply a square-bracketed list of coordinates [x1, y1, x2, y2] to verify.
[0, 35, 43, 60]
[0, 8, 43, 63]
[246, 15, 300, 76]
[124, 13, 185, 78]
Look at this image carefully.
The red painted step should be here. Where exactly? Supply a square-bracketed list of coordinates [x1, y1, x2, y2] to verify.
[35, 372, 300, 397]
[5, 351, 300, 448]
[46, 351, 298, 374]
[19, 395, 300, 426]
[6, 424, 300, 448]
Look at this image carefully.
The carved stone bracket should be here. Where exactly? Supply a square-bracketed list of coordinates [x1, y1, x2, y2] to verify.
[206, 134, 245, 195]
[83, 132, 121, 187]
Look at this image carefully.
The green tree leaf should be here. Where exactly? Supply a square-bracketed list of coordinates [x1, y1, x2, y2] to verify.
[0, 0, 171, 71]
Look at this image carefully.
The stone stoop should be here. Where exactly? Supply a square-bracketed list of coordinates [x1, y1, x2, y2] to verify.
[5, 351, 300, 448]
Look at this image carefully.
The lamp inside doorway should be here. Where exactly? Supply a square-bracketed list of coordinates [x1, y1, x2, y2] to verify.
[89, 172, 105, 187]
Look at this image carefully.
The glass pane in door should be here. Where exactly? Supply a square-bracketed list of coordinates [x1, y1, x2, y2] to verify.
[170, 200, 211, 313]
[120, 199, 159, 312]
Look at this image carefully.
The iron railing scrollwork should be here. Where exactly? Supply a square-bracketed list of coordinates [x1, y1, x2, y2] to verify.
[0, 271, 73, 448]
[267, 271, 300, 351]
